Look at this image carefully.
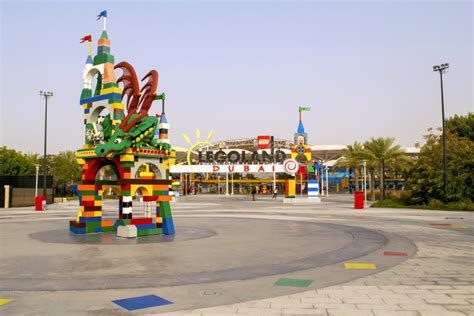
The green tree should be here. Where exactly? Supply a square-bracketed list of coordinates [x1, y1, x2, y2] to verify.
[407, 113, 474, 203]
[0, 146, 38, 176]
[362, 138, 413, 200]
[49, 151, 82, 187]
[335, 142, 364, 191]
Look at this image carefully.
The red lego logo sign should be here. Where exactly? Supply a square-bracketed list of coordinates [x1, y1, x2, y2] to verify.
[257, 136, 271, 149]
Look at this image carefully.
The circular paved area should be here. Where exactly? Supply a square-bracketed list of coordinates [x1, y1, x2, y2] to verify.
[0, 195, 471, 315]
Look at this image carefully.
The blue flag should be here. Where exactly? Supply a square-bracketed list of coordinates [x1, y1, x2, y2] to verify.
[97, 10, 107, 20]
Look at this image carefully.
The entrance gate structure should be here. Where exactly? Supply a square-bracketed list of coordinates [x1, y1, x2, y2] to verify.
[69, 15, 175, 237]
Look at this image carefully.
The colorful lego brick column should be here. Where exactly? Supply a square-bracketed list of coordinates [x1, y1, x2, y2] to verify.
[285, 179, 296, 198]
[307, 179, 319, 199]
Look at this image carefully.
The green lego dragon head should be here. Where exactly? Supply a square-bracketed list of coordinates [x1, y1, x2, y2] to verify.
[95, 114, 158, 158]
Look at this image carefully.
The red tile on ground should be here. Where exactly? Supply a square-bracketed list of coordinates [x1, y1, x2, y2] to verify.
[430, 223, 451, 226]
[384, 251, 408, 256]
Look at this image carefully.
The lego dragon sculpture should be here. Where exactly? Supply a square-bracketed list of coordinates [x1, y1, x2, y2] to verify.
[95, 62, 171, 158]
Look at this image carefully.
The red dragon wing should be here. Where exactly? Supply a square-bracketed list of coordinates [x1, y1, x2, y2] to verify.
[114, 62, 141, 131]
[138, 70, 159, 115]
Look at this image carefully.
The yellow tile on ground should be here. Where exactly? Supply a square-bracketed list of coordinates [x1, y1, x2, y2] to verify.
[449, 226, 466, 229]
[317, 215, 333, 218]
[344, 262, 377, 270]
[0, 298, 12, 305]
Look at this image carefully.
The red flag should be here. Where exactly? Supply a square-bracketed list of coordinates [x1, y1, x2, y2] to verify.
[80, 35, 92, 43]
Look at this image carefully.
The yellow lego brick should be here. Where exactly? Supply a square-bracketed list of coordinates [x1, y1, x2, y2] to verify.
[110, 103, 124, 110]
[156, 217, 163, 224]
[98, 190, 104, 196]
[94, 201, 102, 207]
[112, 120, 121, 126]
[125, 148, 134, 154]
[82, 104, 91, 109]
[344, 263, 377, 270]
[83, 114, 89, 120]
[120, 154, 135, 162]
[76, 150, 96, 158]
[100, 87, 122, 95]
[76, 158, 86, 165]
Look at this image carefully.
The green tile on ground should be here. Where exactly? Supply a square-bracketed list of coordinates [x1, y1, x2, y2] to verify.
[274, 278, 313, 287]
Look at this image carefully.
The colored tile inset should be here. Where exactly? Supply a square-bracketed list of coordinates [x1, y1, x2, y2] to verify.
[449, 226, 466, 229]
[274, 278, 314, 287]
[430, 223, 451, 227]
[384, 251, 408, 257]
[112, 295, 173, 311]
[344, 262, 377, 270]
[0, 298, 12, 306]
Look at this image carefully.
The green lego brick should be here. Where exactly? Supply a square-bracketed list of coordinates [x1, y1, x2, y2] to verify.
[93, 53, 115, 65]
[80, 88, 92, 100]
[101, 225, 116, 232]
[148, 228, 163, 235]
[95, 195, 102, 201]
[117, 219, 131, 225]
[95, 180, 118, 185]
[121, 190, 131, 196]
[120, 162, 135, 168]
[86, 222, 101, 233]
[103, 82, 118, 89]
[159, 202, 172, 218]
[79, 190, 96, 196]
[137, 229, 149, 236]
[152, 190, 169, 196]
[108, 98, 122, 104]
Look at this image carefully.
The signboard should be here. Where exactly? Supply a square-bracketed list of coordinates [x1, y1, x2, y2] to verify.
[257, 135, 271, 149]
[171, 159, 299, 175]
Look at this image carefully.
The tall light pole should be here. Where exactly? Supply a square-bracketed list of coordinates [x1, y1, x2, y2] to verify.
[433, 63, 449, 199]
[40, 91, 53, 199]
[35, 164, 40, 197]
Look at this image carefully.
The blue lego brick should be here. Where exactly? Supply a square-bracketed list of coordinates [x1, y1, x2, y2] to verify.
[93, 226, 102, 233]
[135, 223, 156, 230]
[70, 226, 86, 234]
[79, 216, 102, 223]
[84, 108, 90, 114]
[308, 187, 319, 192]
[162, 217, 175, 235]
[80, 93, 122, 105]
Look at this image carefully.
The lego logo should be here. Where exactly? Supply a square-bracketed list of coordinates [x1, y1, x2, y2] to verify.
[258, 139, 270, 145]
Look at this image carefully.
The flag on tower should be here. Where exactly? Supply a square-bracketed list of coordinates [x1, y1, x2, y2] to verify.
[299, 106, 311, 112]
[97, 10, 107, 20]
[79, 35, 92, 43]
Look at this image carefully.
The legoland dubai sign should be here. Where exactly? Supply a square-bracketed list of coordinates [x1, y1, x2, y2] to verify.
[171, 159, 299, 175]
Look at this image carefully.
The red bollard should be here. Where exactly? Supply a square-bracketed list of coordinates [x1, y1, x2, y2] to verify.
[354, 191, 364, 209]
[35, 196, 46, 211]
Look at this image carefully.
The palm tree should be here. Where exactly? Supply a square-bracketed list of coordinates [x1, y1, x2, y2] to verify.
[362, 137, 413, 200]
[335, 142, 364, 191]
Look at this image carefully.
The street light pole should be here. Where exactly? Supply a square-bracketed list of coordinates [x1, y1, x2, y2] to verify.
[433, 63, 449, 199]
[40, 91, 53, 200]
[35, 164, 40, 197]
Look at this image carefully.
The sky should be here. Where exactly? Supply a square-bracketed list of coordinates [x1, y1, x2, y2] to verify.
[1, 1, 472, 154]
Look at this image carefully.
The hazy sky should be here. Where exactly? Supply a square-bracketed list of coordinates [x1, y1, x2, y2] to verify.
[1, 1, 472, 154]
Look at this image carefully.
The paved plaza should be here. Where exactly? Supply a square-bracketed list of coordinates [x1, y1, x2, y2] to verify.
[0, 195, 472, 315]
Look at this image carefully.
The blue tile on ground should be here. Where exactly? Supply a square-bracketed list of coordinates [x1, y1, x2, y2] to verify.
[112, 294, 173, 311]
